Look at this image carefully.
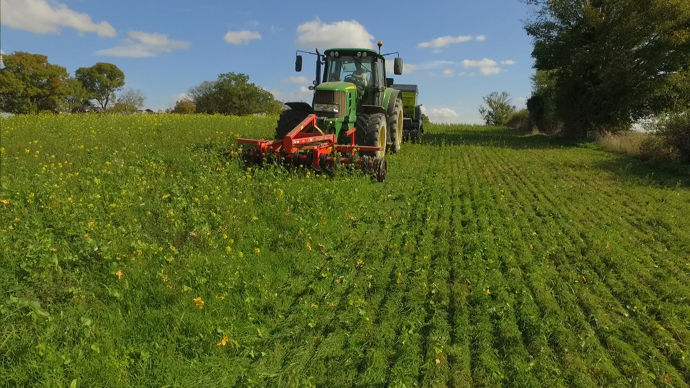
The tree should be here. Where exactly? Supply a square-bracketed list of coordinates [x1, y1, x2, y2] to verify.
[526, 70, 560, 133]
[64, 78, 92, 112]
[191, 73, 283, 115]
[525, 0, 690, 138]
[479, 91, 516, 126]
[117, 89, 145, 109]
[0, 52, 70, 113]
[75, 62, 125, 110]
[172, 100, 196, 114]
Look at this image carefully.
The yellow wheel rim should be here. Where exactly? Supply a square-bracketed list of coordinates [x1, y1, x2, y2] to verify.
[377, 123, 386, 158]
[397, 109, 403, 145]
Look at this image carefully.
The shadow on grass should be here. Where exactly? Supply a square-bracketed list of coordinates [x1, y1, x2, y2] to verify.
[420, 126, 583, 149]
[594, 153, 690, 188]
[421, 125, 690, 188]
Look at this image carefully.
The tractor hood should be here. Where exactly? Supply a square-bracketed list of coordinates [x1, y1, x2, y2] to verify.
[315, 81, 357, 93]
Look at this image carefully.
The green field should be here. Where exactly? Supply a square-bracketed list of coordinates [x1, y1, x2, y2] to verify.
[1, 114, 689, 387]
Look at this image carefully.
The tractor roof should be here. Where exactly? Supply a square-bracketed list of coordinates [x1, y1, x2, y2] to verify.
[324, 48, 382, 59]
[391, 84, 418, 93]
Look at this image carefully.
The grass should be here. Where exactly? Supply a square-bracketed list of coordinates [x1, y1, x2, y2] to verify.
[1, 114, 689, 386]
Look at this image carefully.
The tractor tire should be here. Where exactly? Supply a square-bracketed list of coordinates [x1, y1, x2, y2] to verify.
[388, 97, 403, 153]
[275, 107, 309, 139]
[355, 112, 387, 159]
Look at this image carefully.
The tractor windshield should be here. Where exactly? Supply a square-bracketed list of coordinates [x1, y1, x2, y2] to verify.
[325, 56, 376, 87]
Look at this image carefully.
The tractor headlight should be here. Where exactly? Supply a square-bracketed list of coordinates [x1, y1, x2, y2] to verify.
[314, 103, 339, 113]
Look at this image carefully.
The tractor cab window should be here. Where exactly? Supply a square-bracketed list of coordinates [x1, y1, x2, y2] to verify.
[325, 56, 376, 88]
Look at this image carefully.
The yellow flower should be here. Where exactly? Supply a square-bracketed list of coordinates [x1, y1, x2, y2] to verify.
[161, 194, 170, 200]
[254, 248, 261, 255]
[115, 269, 123, 279]
[225, 246, 232, 254]
[217, 336, 229, 347]
[0, 199, 9, 206]
[192, 297, 205, 309]
[485, 289, 491, 296]
[306, 241, 311, 251]
[238, 251, 244, 258]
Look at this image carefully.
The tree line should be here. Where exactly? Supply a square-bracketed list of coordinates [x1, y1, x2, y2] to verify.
[0, 52, 144, 113]
[479, 0, 689, 162]
[0, 51, 282, 116]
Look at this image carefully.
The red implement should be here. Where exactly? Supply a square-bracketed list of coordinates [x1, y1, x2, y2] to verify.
[235, 114, 386, 180]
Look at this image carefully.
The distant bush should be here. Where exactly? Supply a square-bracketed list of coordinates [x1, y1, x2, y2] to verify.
[172, 100, 196, 114]
[596, 131, 649, 157]
[479, 91, 515, 126]
[110, 102, 138, 114]
[506, 109, 531, 131]
[656, 111, 690, 163]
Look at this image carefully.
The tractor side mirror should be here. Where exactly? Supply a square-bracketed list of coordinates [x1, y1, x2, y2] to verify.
[394, 58, 403, 75]
[386, 77, 394, 87]
[295, 55, 303, 72]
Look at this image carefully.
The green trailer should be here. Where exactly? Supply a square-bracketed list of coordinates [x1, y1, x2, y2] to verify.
[391, 84, 423, 142]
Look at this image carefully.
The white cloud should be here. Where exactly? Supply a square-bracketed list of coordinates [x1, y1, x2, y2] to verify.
[296, 19, 373, 49]
[476, 35, 487, 42]
[271, 86, 313, 103]
[96, 31, 189, 58]
[418, 35, 473, 49]
[442, 69, 454, 77]
[501, 60, 516, 65]
[224, 30, 261, 45]
[421, 106, 461, 124]
[1, 0, 116, 37]
[462, 58, 503, 75]
[282, 76, 310, 84]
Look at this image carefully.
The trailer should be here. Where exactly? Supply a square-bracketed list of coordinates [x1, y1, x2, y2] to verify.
[391, 84, 423, 142]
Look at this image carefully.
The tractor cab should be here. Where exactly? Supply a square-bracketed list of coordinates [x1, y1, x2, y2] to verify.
[322, 49, 385, 106]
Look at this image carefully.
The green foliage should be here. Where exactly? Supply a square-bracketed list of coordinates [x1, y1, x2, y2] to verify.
[172, 100, 196, 114]
[110, 102, 138, 113]
[525, 0, 690, 138]
[506, 109, 531, 130]
[479, 91, 515, 126]
[75, 63, 125, 110]
[190, 72, 283, 115]
[527, 70, 561, 133]
[655, 110, 690, 163]
[0, 52, 70, 113]
[64, 78, 92, 113]
[1, 115, 689, 385]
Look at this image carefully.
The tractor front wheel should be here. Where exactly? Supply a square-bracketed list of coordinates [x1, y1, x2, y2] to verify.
[356, 112, 387, 159]
[276, 107, 310, 139]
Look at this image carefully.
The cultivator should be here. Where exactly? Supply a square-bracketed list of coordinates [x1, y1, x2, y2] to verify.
[235, 114, 388, 181]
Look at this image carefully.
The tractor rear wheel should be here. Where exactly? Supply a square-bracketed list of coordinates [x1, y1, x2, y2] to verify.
[356, 112, 387, 159]
[388, 97, 403, 153]
[276, 107, 309, 139]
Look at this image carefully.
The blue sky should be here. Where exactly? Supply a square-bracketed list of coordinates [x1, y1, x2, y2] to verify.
[1, 0, 537, 123]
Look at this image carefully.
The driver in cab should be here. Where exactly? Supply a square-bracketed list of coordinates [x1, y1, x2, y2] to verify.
[345, 60, 370, 101]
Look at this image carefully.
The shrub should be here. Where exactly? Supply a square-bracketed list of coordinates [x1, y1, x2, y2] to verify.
[110, 102, 138, 114]
[506, 109, 531, 131]
[656, 111, 690, 163]
[172, 100, 196, 114]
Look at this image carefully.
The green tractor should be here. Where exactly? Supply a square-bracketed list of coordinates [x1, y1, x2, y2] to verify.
[278, 42, 405, 158]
